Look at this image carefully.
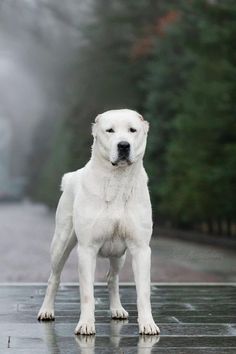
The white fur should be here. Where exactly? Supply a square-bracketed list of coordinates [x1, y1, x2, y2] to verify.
[37, 109, 160, 335]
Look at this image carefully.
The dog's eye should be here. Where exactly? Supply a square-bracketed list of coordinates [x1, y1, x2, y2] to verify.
[129, 128, 137, 133]
[106, 128, 114, 133]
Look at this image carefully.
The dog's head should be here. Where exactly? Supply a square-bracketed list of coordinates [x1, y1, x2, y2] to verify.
[92, 109, 149, 167]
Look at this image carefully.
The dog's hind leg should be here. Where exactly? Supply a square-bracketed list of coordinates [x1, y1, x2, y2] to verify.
[107, 254, 129, 319]
[38, 191, 77, 321]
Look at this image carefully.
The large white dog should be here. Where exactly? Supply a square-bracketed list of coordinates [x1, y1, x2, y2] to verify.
[38, 109, 160, 335]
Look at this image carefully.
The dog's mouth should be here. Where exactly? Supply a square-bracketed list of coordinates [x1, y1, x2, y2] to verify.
[111, 157, 132, 167]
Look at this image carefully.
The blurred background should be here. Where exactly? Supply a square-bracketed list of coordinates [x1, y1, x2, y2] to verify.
[0, 0, 236, 283]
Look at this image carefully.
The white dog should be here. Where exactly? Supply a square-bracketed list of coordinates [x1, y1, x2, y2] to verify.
[38, 109, 160, 335]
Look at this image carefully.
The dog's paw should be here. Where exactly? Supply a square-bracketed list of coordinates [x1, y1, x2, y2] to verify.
[37, 307, 55, 321]
[111, 306, 129, 319]
[138, 319, 160, 335]
[74, 321, 96, 335]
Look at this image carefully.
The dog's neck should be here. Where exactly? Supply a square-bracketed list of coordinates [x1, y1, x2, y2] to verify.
[88, 145, 144, 203]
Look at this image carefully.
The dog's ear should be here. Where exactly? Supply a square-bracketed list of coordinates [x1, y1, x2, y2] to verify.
[92, 114, 101, 137]
[143, 120, 149, 134]
[94, 114, 101, 123]
[138, 114, 149, 134]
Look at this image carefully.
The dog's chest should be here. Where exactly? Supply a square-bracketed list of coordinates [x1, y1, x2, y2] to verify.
[98, 236, 126, 258]
[97, 208, 129, 257]
[103, 174, 134, 203]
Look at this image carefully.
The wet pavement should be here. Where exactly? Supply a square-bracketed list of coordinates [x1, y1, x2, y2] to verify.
[0, 201, 236, 282]
[0, 284, 236, 353]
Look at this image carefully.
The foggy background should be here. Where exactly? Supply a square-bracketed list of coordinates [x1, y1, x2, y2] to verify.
[0, 0, 89, 184]
[0, 0, 235, 283]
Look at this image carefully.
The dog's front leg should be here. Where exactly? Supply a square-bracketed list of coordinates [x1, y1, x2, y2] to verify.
[128, 243, 160, 335]
[75, 245, 97, 335]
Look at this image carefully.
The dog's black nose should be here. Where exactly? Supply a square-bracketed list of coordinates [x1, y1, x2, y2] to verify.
[118, 141, 130, 151]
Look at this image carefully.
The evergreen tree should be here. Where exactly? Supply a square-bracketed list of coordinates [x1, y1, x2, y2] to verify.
[161, 0, 236, 230]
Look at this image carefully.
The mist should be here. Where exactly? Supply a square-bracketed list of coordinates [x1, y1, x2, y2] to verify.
[0, 0, 90, 181]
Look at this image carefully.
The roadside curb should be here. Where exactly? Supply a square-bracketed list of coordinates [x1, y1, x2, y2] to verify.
[157, 227, 236, 250]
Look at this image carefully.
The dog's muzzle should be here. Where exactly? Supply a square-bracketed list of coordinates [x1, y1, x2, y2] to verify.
[111, 141, 131, 166]
[118, 141, 130, 160]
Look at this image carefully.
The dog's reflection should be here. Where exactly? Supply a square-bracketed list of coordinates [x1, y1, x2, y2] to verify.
[137, 335, 160, 354]
[110, 318, 128, 347]
[41, 322, 60, 354]
[74, 335, 95, 354]
[75, 320, 160, 354]
[74, 319, 129, 351]
[41, 319, 160, 354]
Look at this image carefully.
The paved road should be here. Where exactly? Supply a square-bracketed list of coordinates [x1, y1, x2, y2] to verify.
[2, 284, 236, 353]
[0, 201, 236, 282]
